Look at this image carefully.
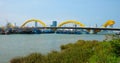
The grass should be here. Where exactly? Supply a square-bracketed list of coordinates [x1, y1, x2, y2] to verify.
[10, 35, 120, 63]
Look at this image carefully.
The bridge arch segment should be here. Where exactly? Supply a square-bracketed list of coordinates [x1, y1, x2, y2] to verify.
[21, 19, 46, 27]
[94, 20, 115, 34]
[102, 20, 115, 28]
[58, 20, 85, 27]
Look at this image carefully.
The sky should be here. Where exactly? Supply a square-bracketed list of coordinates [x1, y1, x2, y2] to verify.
[0, 0, 120, 27]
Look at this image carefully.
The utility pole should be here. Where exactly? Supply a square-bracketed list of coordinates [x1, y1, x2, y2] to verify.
[95, 24, 97, 28]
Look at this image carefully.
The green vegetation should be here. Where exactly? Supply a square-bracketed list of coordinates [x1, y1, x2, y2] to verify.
[10, 35, 120, 63]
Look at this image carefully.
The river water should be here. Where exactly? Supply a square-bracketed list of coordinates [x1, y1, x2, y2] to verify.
[0, 34, 105, 63]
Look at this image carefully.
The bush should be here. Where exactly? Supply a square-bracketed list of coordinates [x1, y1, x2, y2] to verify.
[110, 39, 120, 56]
[10, 57, 22, 63]
[10, 39, 120, 63]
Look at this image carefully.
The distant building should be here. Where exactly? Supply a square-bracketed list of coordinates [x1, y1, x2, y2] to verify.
[35, 21, 38, 27]
[6, 22, 14, 28]
[51, 21, 57, 27]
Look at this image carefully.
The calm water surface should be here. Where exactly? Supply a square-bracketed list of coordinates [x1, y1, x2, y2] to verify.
[0, 34, 105, 63]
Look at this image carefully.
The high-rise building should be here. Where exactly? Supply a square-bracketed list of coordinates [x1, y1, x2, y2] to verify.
[35, 21, 38, 27]
[51, 21, 57, 27]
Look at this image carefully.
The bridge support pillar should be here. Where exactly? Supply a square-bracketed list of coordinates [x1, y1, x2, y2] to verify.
[90, 30, 94, 34]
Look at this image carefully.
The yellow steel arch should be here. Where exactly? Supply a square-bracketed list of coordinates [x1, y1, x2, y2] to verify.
[21, 19, 46, 27]
[58, 20, 85, 27]
[102, 20, 115, 28]
[94, 20, 115, 34]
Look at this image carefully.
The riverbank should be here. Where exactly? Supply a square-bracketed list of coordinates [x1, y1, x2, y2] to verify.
[10, 38, 120, 63]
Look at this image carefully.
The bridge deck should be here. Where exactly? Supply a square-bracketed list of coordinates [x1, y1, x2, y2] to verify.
[17, 27, 120, 31]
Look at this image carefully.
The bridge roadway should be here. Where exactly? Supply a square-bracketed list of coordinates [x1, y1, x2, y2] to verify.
[18, 27, 120, 31]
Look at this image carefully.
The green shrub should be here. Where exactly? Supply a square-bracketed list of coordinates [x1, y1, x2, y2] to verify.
[10, 39, 120, 63]
[10, 57, 22, 63]
[110, 39, 120, 56]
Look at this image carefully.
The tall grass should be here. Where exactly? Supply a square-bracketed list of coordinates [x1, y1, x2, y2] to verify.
[10, 36, 120, 63]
